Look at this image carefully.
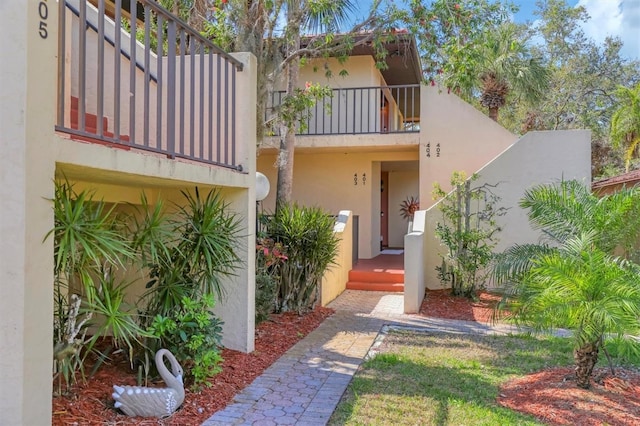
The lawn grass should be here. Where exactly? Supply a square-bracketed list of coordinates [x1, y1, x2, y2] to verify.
[328, 329, 583, 426]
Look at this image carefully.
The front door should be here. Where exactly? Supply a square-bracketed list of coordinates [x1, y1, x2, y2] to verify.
[381, 171, 389, 248]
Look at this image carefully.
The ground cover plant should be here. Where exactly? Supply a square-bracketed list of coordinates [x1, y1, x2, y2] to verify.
[329, 329, 640, 426]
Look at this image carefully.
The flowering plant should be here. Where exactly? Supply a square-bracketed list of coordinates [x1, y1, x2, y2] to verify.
[256, 237, 288, 269]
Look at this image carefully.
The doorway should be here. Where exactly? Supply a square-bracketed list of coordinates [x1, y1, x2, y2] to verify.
[380, 171, 389, 248]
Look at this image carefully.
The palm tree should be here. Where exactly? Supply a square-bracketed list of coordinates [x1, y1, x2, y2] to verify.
[493, 180, 640, 389]
[610, 83, 640, 171]
[446, 23, 550, 122]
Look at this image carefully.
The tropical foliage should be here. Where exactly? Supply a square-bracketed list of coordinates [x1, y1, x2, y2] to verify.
[148, 294, 224, 387]
[255, 236, 288, 323]
[433, 172, 505, 298]
[499, 0, 640, 177]
[50, 181, 140, 393]
[444, 22, 549, 121]
[610, 83, 640, 171]
[493, 180, 640, 388]
[137, 188, 242, 323]
[263, 204, 339, 313]
[48, 182, 241, 392]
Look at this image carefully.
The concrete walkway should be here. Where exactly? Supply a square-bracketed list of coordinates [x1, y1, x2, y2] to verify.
[202, 290, 520, 426]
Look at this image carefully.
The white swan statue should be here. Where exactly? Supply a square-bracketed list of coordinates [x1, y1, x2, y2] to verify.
[112, 349, 185, 418]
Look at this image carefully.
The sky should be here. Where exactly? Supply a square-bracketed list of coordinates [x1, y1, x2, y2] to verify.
[517, 0, 640, 60]
[355, 0, 640, 60]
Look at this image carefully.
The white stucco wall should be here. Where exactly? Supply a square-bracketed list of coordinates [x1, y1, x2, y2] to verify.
[1, 1, 57, 424]
[420, 85, 517, 210]
[423, 130, 591, 290]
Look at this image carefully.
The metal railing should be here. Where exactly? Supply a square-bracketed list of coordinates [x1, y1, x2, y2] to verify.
[266, 85, 420, 136]
[56, 0, 244, 170]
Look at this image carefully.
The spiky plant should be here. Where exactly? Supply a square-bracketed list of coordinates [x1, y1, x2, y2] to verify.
[493, 180, 640, 388]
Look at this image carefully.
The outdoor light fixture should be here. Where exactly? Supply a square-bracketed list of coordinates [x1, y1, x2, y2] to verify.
[256, 172, 270, 201]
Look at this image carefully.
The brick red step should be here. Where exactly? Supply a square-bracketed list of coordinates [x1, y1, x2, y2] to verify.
[346, 267, 405, 292]
[69, 96, 130, 143]
[70, 109, 109, 131]
[348, 269, 404, 283]
[346, 281, 404, 292]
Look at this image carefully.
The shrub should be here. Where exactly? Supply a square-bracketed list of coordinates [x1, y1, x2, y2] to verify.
[148, 294, 224, 388]
[255, 237, 287, 323]
[266, 204, 339, 313]
[49, 180, 140, 394]
[48, 183, 241, 393]
[433, 172, 506, 298]
[138, 188, 243, 322]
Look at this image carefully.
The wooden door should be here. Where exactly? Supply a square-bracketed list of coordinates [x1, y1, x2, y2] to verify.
[381, 171, 389, 248]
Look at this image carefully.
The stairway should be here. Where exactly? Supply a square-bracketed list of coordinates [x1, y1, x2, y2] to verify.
[346, 255, 405, 292]
[69, 96, 130, 143]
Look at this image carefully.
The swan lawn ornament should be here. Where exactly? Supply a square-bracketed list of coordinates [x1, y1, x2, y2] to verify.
[112, 349, 185, 418]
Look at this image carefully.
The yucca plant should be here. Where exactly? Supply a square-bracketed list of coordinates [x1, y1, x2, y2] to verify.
[139, 188, 243, 322]
[135, 187, 241, 384]
[493, 180, 640, 388]
[83, 271, 151, 367]
[266, 203, 339, 313]
[48, 180, 137, 393]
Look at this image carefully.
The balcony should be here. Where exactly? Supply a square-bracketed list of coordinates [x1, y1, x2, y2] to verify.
[56, 0, 244, 170]
[266, 84, 420, 136]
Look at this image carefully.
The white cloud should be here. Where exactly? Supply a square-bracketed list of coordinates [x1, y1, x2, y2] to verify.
[577, 0, 640, 60]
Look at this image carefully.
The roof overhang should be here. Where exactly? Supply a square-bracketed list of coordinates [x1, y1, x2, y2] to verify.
[348, 32, 422, 86]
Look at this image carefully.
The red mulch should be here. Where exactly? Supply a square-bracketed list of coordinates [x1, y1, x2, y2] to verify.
[419, 288, 502, 322]
[420, 289, 640, 425]
[498, 367, 640, 425]
[52, 307, 334, 425]
[53, 291, 640, 425]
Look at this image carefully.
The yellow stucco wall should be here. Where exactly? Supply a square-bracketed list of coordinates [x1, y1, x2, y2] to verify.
[320, 211, 353, 306]
[258, 149, 418, 259]
[296, 55, 385, 89]
[0, 4, 257, 421]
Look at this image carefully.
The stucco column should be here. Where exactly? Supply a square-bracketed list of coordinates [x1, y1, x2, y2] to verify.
[0, 0, 56, 424]
[213, 52, 257, 353]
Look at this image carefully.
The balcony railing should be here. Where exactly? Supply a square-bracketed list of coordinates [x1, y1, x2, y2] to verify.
[266, 85, 420, 136]
[57, 0, 244, 170]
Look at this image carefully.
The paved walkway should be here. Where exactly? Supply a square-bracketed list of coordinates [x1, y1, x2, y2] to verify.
[202, 290, 520, 426]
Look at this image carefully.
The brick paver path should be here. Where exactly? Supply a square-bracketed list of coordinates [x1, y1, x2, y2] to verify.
[203, 290, 519, 425]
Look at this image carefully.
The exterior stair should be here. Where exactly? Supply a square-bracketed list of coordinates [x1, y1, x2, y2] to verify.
[346, 264, 404, 292]
[69, 96, 130, 143]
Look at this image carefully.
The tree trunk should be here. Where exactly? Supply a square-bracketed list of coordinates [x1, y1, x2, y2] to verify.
[276, 127, 296, 207]
[275, 6, 301, 211]
[489, 107, 499, 122]
[574, 342, 599, 389]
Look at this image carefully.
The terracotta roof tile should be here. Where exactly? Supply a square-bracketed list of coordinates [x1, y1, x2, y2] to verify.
[592, 169, 640, 189]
